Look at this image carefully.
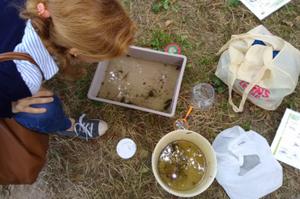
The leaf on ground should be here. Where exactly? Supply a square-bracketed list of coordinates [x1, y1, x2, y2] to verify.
[165, 20, 173, 27]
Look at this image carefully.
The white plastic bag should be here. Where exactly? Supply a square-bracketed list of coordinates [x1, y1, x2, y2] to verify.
[212, 126, 283, 199]
[216, 25, 300, 112]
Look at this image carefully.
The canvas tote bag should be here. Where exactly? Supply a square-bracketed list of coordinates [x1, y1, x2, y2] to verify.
[216, 25, 300, 112]
[0, 52, 49, 184]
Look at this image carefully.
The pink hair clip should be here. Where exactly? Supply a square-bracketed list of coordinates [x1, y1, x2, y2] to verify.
[37, 3, 50, 18]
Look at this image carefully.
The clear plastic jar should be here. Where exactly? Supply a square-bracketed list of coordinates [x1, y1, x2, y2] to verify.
[191, 83, 215, 110]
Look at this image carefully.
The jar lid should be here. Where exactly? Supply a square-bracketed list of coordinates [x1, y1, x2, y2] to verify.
[164, 43, 181, 55]
[116, 138, 137, 159]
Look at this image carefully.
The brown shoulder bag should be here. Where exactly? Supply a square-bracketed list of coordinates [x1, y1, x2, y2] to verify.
[0, 52, 49, 184]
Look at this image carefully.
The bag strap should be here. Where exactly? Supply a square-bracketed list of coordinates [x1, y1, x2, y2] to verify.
[228, 65, 269, 112]
[218, 33, 284, 55]
[223, 35, 275, 112]
[231, 33, 284, 50]
[227, 46, 273, 112]
[0, 52, 45, 80]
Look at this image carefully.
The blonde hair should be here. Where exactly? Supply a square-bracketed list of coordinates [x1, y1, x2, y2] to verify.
[21, 0, 135, 69]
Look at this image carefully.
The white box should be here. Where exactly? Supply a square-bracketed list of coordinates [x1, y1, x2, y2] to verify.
[88, 46, 187, 117]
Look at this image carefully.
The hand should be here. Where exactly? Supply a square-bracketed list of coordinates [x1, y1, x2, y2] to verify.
[12, 90, 54, 114]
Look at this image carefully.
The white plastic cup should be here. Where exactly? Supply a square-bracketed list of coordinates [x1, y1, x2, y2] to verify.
[191, 83, 215, 110]
[151, 130, 217, 198]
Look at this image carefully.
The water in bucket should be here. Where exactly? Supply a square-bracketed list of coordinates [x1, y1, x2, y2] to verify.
[158, 140, 207, 191]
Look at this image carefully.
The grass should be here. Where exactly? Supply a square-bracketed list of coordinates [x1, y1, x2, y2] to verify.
[1, 0, 300, 199]
[227, 0, 240, 7]
[149, 30, 191, 52]
[211, 76, 226, 94]
[151, 0, 172, 14]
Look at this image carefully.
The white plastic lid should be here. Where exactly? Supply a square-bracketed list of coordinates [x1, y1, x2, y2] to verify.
[116, 138, 137, 159]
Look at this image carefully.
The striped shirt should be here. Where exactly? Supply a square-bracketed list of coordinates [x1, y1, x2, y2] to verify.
[13, 20, 59, 95]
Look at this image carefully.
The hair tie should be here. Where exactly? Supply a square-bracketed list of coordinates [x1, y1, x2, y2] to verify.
[37, 3, 50, 18]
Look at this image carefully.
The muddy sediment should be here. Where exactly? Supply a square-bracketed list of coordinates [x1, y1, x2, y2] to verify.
[98, 56, 180, 112]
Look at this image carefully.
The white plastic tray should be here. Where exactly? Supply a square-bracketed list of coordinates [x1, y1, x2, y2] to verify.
[88, 46, 187, 117]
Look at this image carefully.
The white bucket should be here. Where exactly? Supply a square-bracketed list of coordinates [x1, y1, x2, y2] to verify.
[151, 129, 217, 197]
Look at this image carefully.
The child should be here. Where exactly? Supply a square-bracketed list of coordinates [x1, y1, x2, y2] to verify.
[0, 0, 136, 140]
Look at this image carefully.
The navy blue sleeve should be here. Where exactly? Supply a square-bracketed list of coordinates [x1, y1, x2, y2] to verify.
[0, 61, 32, 118]
[0, 0, 26, 53]
[0, 0, 31, 118]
